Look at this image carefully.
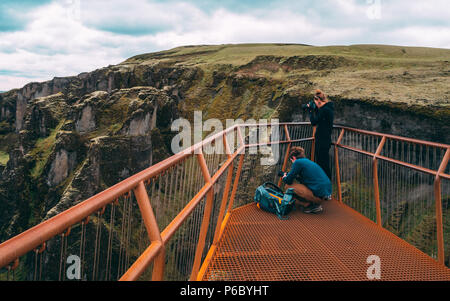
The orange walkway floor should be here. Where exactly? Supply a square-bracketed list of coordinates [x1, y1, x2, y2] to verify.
[203, 200, 450, 281]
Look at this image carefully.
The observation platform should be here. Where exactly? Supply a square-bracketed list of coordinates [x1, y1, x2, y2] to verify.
[202, 200, 450, 281]
[1, 122, 449, 281]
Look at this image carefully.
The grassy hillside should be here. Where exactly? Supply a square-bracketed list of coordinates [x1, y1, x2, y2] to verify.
[125, 43, 450, 108]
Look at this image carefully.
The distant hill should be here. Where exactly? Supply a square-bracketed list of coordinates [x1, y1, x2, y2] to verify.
[125, 43, 450, 108]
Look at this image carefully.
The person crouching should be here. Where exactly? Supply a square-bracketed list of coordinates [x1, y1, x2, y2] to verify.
[282, 146, 332, 213]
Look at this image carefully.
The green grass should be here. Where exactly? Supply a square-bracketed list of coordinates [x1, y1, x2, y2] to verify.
[0, 151, 9, 165]
[125, 43, 450, 69]
[30, 121, 65, 179]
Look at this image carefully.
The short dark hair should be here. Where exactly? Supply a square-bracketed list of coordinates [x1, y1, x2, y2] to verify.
[289, 146, 305, 159]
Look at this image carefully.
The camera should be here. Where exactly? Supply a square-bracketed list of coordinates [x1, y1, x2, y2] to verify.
[302, 100, 316, 112]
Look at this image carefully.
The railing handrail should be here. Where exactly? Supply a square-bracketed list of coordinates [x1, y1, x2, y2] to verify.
[332, 125, 449, 265]
[334, 124, 450, 149]
[0, 122, 263, 270]
[333, 125, 450, 180]
[0, 122, 448, 278]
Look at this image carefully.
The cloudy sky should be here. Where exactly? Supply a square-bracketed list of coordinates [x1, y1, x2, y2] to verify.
[0, 0, 449, 91]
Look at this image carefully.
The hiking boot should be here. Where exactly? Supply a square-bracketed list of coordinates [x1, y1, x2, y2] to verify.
[302, 203, 323, 214]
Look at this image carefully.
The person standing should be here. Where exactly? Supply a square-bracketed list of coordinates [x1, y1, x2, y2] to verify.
[306, 89, 334, 179]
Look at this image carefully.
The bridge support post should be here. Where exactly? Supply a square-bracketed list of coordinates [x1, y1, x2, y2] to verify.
[311, 126, 316, 162]
[211, 134, 234, 245]
[435, 148, 449, 265]
[132, 181, 165, 280]
[237, 125, 245, 154]
[228, 153, 245, 212]
[278, 124, 292, 187]
[373, 136, 386, 227]
[334, 129, 345, 203]
[197, 163, 235, 281]
[190, 151, 214, 281]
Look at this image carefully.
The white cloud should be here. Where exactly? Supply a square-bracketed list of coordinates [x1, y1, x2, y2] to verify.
[384, 26, 450, 49]
[0, 0, 449, 91]
[381, 0, 450, 21]
[0, 2, 126, 90]
[0, 74, 50, 92]
[81, 0, 203, 35]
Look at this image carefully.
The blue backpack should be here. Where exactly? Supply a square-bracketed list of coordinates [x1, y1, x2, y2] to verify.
[254, 182, 296, 220]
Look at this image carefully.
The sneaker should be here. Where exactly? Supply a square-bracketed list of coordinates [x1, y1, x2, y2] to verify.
[322, 195, 332, 201]
[302, 203, 323, 214]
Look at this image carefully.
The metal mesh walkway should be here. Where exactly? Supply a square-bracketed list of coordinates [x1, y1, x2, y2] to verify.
[202, 200, 450, 281]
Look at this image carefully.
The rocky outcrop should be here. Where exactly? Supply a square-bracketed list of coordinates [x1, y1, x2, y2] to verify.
[75, 105, 96, 134]
[0, 85, 178, 241]
[238, 55, 351, 74]
[0, 61, 199, 140]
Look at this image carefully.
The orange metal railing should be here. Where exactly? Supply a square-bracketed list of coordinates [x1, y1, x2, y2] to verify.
[0, 122, 448, 281]
[330, 126, 450, 266]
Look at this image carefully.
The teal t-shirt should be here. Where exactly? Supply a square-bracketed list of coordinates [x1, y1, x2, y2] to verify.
[282, 158, 332, 198]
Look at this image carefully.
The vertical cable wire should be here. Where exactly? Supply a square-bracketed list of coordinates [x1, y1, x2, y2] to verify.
[92, 210, 101, 280]
[58, 234, 65, 281]
[33, 249, 38, 281]
[126, 193, 133, 270]
[173, 160, 187, 278]
[105, 202, 115, 281]
[117, 194, 130, 279]
[79, 219, 87, 280]
[38, 247, 43, 281]
[156, 173, 162, 227]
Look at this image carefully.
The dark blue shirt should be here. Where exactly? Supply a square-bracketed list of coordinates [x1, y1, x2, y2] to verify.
[309, 102, 334, 148]
[282, 158, 332, 198]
